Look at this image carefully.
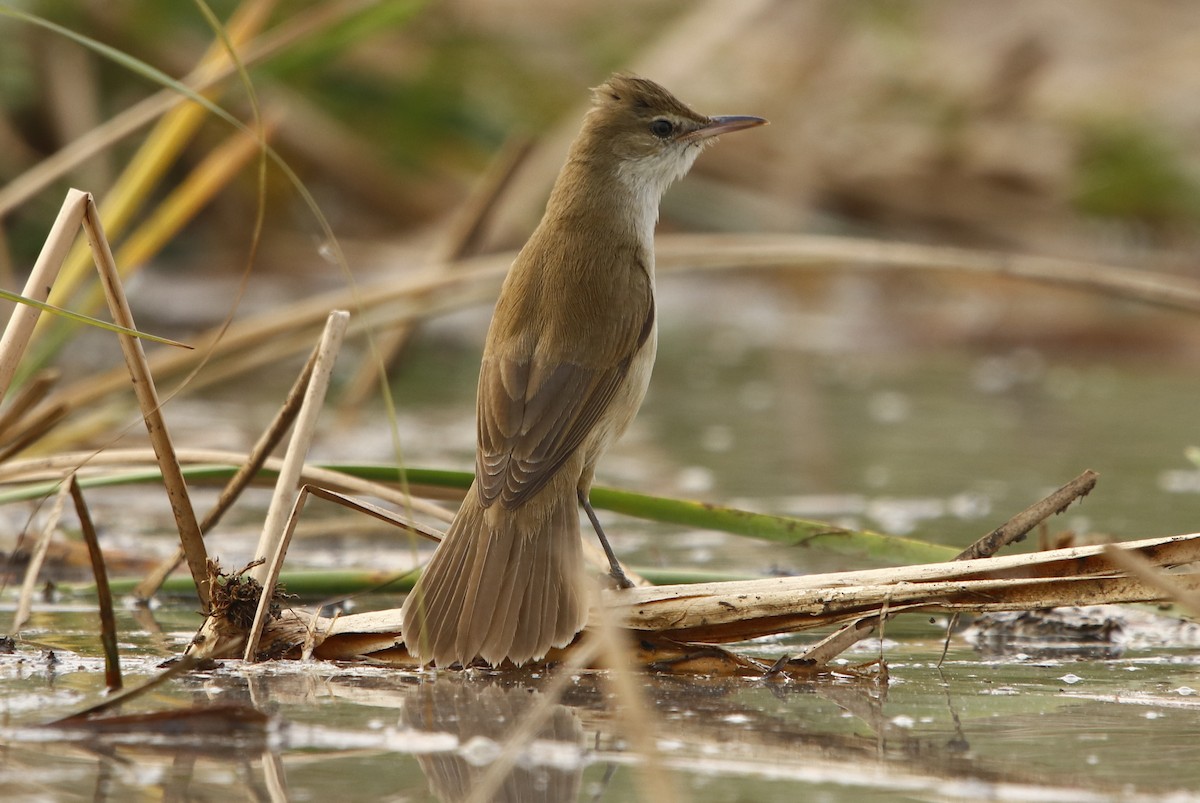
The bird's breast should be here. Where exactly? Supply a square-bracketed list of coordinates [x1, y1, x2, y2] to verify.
[581, 315, 658, 469]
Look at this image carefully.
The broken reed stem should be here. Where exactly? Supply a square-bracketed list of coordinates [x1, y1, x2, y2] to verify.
[133, 344, 319, 602]
[799, 469, 1099, 665]
[0, 189, 87, 400]
[244, 486, 310, 662]
[81, 194, 211, 611]
[795, 617, 880, 668]
[251, 310, 348, 585]
[243, 311, 351, 658]
[68, 475, 121, 692]
[12, 480, 71, 633]
[955, 470, 1098, 561]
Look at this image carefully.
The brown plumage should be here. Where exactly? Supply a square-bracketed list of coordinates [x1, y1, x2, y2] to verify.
[401, 74, 766, 668]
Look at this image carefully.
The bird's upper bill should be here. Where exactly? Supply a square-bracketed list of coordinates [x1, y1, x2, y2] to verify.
[676, 114, 768, 142]
[678, 115, 769, 143]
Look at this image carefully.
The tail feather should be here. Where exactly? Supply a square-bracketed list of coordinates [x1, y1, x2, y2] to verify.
[477, 530, 526, 664]
[402, 477, 588, 668]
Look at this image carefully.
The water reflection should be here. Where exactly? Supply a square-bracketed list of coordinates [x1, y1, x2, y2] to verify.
[402, 676, 585, 803]
[6, 642, 1200, 799]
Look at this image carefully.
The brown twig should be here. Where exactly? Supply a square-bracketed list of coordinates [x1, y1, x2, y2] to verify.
[81, 194, 210, 611]
[49, 652, 203, 723]
[132, 344, 319, 601]
[801, 471, 1098, 665]
[304, 485, 444, 543]
[68, 474, 121, 691]
[955, 469, 1098, 561]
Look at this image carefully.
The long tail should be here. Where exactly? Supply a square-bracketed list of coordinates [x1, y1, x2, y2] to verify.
[401, 476, 588, 668]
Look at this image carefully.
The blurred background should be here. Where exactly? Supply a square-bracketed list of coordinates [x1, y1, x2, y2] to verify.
[1, 0, 1199, 575]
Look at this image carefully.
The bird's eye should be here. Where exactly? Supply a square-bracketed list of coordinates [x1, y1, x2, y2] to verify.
[649, 118, 675, 139]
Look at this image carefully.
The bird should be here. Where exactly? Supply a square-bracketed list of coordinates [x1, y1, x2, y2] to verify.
[401, 73, 766, 668]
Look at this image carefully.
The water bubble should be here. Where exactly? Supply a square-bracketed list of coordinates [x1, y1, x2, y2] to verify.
[317, 240, 338, 264]
[701, 424, 735, 453]
[677, 466, 714, 493]
[867, 390, 910, 424]
[459, 735, 501, 766]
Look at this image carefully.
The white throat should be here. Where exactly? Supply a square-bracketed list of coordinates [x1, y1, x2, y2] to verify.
[613, 145, 703, 251]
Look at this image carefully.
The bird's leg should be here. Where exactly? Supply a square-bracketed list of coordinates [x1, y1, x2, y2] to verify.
[578, 489, 635, 589]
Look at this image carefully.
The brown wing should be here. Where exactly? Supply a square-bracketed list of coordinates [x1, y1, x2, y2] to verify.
[476, 297, 655, 510]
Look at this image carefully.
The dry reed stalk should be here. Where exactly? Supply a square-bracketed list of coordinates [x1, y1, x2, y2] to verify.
[133, 344, 320, 601]
[81, 194, 210, 610]
[0, 369, 58, 442]
[339, 136, 533, 412]
[250, 311, 349, 583]
[300, 485, 444, 542]
[278, 532, 1200, 669]
[659, 233, 1200, 316]
[616, 533, 1200, 642]
[36, 227, 1200, 436]
[955, 470, 1098, 561]
[243, 485, 308, 662]
[0, 189, 87, 398]
[67, 475, 120, 691]
[236, 480, 439, 662]
[800, 469, 1098, 664]
[33, 257, 508, 433]
[263, 749, 288, 803]
[0, 402, 67, 464]
[11, 479, 71, 633]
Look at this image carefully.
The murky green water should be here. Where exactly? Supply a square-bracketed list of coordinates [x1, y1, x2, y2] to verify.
[2, 270, 1199, 800]
[4, 610, 1200, 801]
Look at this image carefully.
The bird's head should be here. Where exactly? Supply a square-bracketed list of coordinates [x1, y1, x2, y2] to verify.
[578, 73, 767, 199]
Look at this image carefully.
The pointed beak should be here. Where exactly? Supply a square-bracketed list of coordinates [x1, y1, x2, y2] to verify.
[680, 115, 768, 143]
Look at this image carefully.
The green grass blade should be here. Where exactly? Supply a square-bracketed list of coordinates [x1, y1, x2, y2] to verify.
[0, 288, 192, 349]
[0, 463, 956, 566]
